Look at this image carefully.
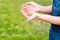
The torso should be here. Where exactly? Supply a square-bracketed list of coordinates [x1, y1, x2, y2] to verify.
[51, 0, 60, 33]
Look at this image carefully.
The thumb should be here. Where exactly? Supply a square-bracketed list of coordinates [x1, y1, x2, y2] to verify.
[26, 13, 37, 22]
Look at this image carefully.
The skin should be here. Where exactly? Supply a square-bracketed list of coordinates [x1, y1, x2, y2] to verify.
[21, 2, 60, 25]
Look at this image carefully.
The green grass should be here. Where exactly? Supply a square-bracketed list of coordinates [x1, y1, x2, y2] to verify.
[0, 0, 52, 40]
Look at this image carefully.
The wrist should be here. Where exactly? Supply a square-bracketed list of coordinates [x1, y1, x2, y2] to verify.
[37, 13, 40, 19]
[38, 6, 47, 12]
[37, 13, 44, 19]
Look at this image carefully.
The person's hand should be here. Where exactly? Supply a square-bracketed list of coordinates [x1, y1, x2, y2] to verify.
[20, 7, 30, 19]
[22, 2, 43, 12]
[21, 6, 38, 22]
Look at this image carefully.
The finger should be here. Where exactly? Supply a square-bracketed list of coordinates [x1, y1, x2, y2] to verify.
[22, 6, 33, 16]
[22, 3, 37, 12]
[20, 10, 30, 18]
[24, 2, 35, 5]
[23, 2, 33, 6]
[26, 14, 36, 22]
[23, 7, 32, 16]
[21, 5, 33, 16]
[22, 7, 30, 15]
[26, 13, 37, 22]
[22, 2, 34, 8]
[23, 2, 37, 7]
[22, 4, 33, 9]
[20, 8, 30, 18]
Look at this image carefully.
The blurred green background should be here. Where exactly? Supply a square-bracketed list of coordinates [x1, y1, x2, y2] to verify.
[0, 0, 52, 40]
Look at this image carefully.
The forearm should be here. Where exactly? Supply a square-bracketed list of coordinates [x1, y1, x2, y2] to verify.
[37, 14, 60, 25]
[39, 5, 52, 14]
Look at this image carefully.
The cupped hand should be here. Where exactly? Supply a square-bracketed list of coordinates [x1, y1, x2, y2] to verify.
[21, 5, 38, 22]
[22, 2, 41, 12]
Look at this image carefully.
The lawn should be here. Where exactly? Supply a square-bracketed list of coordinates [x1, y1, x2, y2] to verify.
[0, 0, 52, 40]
